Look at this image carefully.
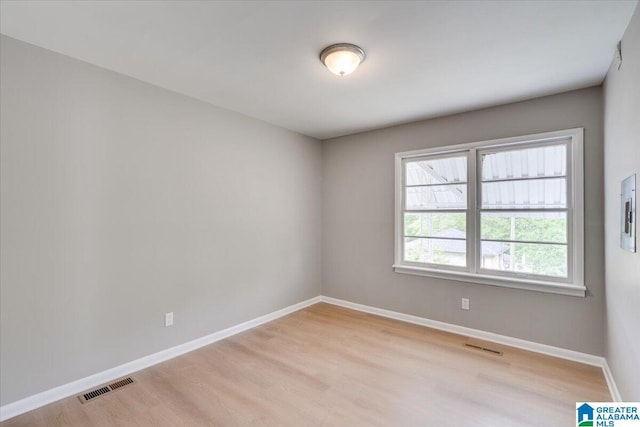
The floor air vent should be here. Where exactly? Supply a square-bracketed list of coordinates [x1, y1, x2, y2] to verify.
[109, 377, 134, 390]
[78, 377, 136, 404]
[464, 343, 503, 356]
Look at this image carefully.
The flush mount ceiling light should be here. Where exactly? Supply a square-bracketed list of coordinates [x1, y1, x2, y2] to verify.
[319, 43, 366, 77]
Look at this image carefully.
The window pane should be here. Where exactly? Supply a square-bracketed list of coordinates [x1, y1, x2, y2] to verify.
[404, 213, 466, 237]
[406, 156, 467, 186]
[404, 237, 466, 266]
[481, 212, 567, 243]
[406, 185, 467, 210]
[480, 242, 567, 277]
[481, 178, 566, 209]
[481, 144, 566, 181]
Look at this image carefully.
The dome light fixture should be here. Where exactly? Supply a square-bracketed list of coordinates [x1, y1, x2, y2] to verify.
[319, 43, 366, 77]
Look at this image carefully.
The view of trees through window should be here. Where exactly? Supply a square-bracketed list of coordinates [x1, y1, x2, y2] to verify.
[404, 212, 568, 277]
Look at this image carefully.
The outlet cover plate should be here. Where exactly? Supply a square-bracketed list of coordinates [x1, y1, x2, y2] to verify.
[165, 312, 174, 327]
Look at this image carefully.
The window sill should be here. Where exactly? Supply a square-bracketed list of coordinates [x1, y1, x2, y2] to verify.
[392, 264, 586, 297]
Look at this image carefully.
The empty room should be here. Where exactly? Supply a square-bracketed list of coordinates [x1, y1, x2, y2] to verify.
[1, 1, 639, 426]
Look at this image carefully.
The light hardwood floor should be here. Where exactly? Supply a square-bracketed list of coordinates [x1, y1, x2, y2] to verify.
[2, 303, 610, 426]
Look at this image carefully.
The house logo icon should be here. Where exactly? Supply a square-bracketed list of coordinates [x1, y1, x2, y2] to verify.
[577, 403, 594, 426]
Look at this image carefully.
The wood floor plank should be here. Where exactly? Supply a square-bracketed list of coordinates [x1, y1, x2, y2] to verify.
[1, 302, 610, 426]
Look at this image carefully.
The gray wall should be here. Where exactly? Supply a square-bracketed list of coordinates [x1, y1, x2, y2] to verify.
[323, 87, 605, 356]
[0, 36, 322, 405]
[603, 4, 640, 400]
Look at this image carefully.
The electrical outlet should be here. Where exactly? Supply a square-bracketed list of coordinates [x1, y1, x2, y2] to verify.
[461, 298, 470, 310]
[164, 312, 174, 327]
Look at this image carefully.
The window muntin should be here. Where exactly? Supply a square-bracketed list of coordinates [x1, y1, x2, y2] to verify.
[478, 141, 571, 280]
[402, 154, 468, 268]
[394, 129, 584, 296]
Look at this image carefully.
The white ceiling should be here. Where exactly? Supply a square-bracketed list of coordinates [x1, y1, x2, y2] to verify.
[1, 0, 637, 140]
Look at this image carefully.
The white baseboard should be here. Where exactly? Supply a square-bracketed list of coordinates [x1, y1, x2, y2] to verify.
[320, 296, 620, 400]
[0, 296, 322, 422]
[2, 294, 622, 421]
[602, 359, 622, 402]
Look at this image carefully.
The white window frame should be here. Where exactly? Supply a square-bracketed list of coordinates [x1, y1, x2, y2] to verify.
[393, 128, 585, 297]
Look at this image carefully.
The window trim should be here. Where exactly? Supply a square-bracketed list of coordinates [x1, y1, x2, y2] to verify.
[393, 128, 585, 297]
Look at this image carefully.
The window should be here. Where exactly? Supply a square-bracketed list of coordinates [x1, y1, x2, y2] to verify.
[393, 128, 585, 296]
